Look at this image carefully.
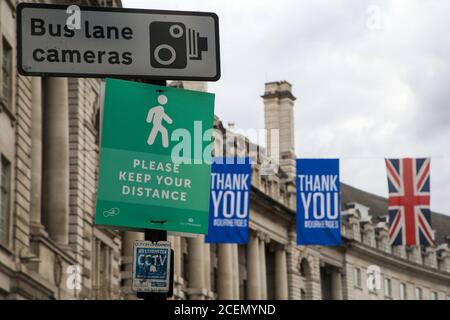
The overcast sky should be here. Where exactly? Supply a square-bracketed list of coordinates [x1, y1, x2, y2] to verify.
[123, 0, 450, 216]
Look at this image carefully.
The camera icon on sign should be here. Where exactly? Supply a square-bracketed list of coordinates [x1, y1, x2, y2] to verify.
[150, 21, 208, 69]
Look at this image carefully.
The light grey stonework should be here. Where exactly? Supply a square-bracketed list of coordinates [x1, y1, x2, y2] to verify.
[1, 0, 449, 300]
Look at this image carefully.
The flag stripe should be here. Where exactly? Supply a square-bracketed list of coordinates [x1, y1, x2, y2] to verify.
[389, 210, 401, 239]
[386, 159, 401, 188]
[417, 162, 430, 192]
[403, 159, 416, 245]
[418, 214, 434, 245]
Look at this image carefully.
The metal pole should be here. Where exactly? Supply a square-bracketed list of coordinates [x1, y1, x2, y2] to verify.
[142, 229, 168, 300]
[136, 79, 172, 301]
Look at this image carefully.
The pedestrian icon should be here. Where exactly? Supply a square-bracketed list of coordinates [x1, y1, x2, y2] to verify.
[146, 94, 173, 148]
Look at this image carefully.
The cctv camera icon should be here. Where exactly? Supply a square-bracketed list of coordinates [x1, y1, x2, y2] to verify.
[149, 21, 208, 69]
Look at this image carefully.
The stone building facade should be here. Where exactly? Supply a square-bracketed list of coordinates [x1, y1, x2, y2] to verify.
[1, 0, 450, 300]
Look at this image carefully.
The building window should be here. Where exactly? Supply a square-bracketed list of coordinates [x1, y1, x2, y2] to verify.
[181, 237, 189, 282]
[415, 287, 423, 300]
[238, 244, 247, 299]
[1, 38, 12, 110]
[0, 155, 11, 245]
[399, 283, 407, 300]
[92, 239, 112, 299]
[431, 291, 438, 300]
[353, 267, 362, 288]
[384, 278, 392, 297]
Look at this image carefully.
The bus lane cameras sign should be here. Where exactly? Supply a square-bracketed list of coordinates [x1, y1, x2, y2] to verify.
[16, 3, 220, 81]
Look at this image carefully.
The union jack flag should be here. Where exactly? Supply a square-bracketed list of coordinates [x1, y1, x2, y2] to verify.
[385, 158, 434, 246]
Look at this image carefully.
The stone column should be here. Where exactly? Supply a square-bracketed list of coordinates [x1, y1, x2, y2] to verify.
[375, 223, 389, 253]
[42, 77, 69, 245]
[342, 262, 354, 300]
[362, 222, 375, 247]
[348, 213, 361, 241]
[258, 233, 267, 299]
[311, 257, 323, 300]
[170, 236, 181, 277]
[171, 236, 183, 297]
[286, 227, 300, 300]
[437, 244, 450, 273]
[331, 268, 343, 300]
[217, 244, 233, 299]
[204, 243, 211, 298]
[30, 77, 44, 232]
[274, 244, 289, 300]
[424, 247, 437, 268]
[232, 244, 240, 299]
[246, 232, 260, 299]
[393, 245, 407, 259]
[411, 246, 423, 264]
[187, 236, 206, 299]
[122, 231, 143, 300]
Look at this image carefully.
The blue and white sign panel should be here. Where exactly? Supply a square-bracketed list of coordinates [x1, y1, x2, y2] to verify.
[296, 159, 341, 245]
[132, 240, 171, 292]
[205, 157, 252, 244]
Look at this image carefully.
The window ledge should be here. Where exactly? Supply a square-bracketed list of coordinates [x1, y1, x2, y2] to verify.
[0, 98, 16, 126]
[0, 241, 14, 256]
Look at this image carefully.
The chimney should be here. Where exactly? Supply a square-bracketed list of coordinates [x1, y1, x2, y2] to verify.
[261, 81, 296, 178]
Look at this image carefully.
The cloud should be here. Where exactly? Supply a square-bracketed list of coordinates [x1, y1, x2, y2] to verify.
[123, 0, 450, 215]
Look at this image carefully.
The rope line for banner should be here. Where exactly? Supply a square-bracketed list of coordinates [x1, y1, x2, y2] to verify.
[77, 148, 450, 160]
[326, 155, 450, 159]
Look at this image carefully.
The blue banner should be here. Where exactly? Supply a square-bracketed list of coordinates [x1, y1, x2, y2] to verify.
[296, 159, 341, 245]
[205, 157, 252, 244]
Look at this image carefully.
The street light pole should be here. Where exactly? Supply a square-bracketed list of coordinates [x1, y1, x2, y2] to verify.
[134, 79, 174, 301]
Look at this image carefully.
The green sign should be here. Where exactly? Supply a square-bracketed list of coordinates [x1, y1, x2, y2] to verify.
[95, 78, 215, 234]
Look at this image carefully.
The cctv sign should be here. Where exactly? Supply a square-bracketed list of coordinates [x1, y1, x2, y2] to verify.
[132, 241, 171, 293]
[17, 3, 220, 81]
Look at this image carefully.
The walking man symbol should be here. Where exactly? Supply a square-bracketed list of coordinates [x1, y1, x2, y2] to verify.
[146, 94, 173, 148]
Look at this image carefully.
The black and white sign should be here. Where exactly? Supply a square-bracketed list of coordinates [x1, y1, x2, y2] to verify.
[17, 3, 220, 81]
